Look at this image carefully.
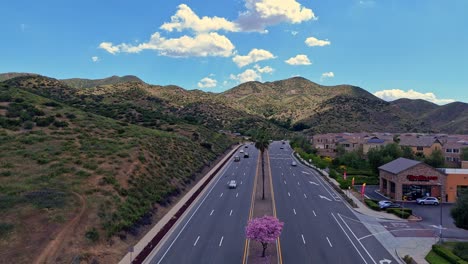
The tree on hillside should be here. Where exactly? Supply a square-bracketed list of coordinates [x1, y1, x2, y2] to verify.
[246, 216, 284, 257]
[425, 149, 445, 168]
[254, 130, 270, 200]
[451, 189, 468, 230]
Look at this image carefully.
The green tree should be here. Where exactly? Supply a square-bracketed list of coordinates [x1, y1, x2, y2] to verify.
[254, 130, 270, 200]
[461, 147, 468, 161]
[425, 149, 445, 168]
[451, 189, 468, 229]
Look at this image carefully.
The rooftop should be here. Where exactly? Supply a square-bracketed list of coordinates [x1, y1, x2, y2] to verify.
[378, 157, 422, 174]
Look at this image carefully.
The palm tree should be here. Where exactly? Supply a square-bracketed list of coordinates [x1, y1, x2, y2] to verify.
[254, 130, 270, 200]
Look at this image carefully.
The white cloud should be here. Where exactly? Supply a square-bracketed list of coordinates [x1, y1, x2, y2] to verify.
[197, 77, 217, 88]
[254, 64, 274, 73]
[91, 56, 99, 62]
[99, 32, 235, 57]
[321, 72, 334, 80]
[374, 89, 455, 105]
[285, 54, 311, 65]
[232, 48, 276, 67]
[236, 0, 317, 32]
[99, 42, 120, 54]
[161, 4, 239, 33]
[230, 69, 262, 83]
[305, 36, 331, 47]
[291, 31, 299, 36]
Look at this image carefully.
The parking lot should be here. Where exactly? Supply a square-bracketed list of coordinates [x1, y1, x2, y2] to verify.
[357, 185, 468, 239]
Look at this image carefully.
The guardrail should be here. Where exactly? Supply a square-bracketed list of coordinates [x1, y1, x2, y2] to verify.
[132, 144, 241, 263]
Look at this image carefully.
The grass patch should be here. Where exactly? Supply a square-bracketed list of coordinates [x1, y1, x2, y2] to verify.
[0, 223, 14, 239]
[426, 250, 451, 264]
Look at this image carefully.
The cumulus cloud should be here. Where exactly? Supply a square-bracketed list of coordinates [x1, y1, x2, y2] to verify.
[197, 77, 217, 88]
[230, 69, 262, 83]
[254, 64, 274, 73]
[99, 32, 235, 57]
[236, 0, 317, 32]
[99, 42, 120, 54]
[232, 48, 276, 67]
[374, 89, 455, 105]
[161, 4, 239, 33]
[285, 54, 311, 65]
[321, 72, 334, 80]
[91, 56, 99, 62]
[305, 36, 331, 47]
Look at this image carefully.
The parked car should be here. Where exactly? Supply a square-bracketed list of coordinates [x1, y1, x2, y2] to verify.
[291, 161, 297, 166]
[378, 200, 392, 208]
[228, 180, 237, 189]
[244, 145, 248, 148]
[280, 146, 284, 149]
[240, 149, 244, 153]
[417, 196, 439, 205]
[234, 156, 240, 162]
[244, 153, 249, 158]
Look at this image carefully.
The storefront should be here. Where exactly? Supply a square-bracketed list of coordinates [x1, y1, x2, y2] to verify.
[379, 158, 447, 202]
[439, 169, 468, 203]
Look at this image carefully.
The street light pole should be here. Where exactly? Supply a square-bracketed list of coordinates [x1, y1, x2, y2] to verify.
[439, 183, 443, 244]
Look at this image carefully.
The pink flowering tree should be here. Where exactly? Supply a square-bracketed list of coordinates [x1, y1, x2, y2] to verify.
[246, 216, 284, 257]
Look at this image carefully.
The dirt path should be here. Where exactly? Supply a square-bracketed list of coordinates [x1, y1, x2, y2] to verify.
[34, 192, 86, 264]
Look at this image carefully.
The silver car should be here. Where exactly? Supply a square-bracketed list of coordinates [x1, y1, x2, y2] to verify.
[228, 180, 237, 189]
[416, 197, 439, 205]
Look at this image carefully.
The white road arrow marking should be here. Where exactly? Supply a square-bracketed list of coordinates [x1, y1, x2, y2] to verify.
[309, 181, 319, 185]
[379, 259, 392, 264]
[319, 195, 332, 201]
[302, 171, 310, 175]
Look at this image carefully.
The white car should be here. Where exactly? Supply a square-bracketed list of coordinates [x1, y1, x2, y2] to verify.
[291, 161, 297, 166]
[417, 197, 439, 205]
[228, 180, 237, 189]
[240, 149, 244, 153]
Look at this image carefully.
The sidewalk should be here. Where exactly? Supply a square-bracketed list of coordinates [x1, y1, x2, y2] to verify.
[294, 153, 435, 264]
[119, 144, 240, 264]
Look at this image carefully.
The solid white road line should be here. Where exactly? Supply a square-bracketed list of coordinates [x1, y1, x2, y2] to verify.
[293, 208, 297, 215]
[309, 181, 319, 185]
[219, 236, 224, 247]
[301, 234, 306, 244]
[236, 193, 238, 198]
[230, 210, 233, 216]
[304, 194, 307, 198]
[338, 214, 377, 264]
[302, 171, 310, 175]
[326, 237, 333, 247]
[193, 236, 200, 246]
[155, 158, 233, 264]
[312, 210, 316, 216]
[288, 192, 291, 197]
[210, 210, 214, 216]
[331, 213, 369, 264]
[220, 193, 223, 197]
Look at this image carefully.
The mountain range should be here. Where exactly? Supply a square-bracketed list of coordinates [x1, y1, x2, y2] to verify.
[2, 72, 466, 134]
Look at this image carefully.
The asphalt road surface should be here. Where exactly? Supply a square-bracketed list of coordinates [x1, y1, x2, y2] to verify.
[270, 141, 398, 264]
[147, 145, 259, 264]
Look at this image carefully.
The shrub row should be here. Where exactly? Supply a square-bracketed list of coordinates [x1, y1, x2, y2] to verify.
[432, 244, 467, 264]
[386, 208, 412, 219]
[364, 199, 381, 211]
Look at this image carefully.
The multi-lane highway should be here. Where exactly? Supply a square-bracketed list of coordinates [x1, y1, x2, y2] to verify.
[147, 145, 259, 264]
[146, 141, 399, 264]
[269, 141, 397, 264]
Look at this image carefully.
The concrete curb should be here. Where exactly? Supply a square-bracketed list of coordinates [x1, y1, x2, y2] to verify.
[119, 144, 241, 264]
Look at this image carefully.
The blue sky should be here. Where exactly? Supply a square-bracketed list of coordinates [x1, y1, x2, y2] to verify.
[1, 0, 467, 104]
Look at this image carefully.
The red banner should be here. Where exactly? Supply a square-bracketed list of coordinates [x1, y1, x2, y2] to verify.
[361, 183, 366, 197]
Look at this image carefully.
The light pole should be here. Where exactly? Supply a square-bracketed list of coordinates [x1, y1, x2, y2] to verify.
[438, 183, 443, 244]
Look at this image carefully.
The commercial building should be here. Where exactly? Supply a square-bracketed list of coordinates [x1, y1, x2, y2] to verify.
[379, 158, 468, 203]
[379, 158, 447, 202]
[438, 168, 468, 202]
